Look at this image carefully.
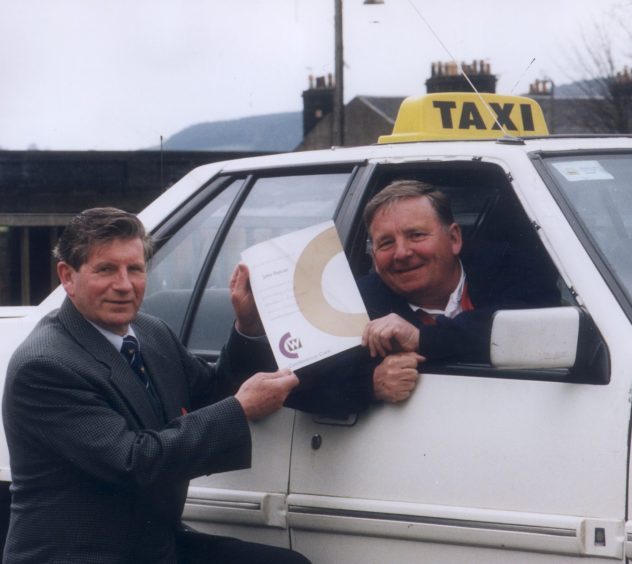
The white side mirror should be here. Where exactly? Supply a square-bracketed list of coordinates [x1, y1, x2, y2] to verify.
[490, 307, 580, 369]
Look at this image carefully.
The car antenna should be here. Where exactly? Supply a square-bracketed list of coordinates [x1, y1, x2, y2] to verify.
[404, 0, 518, 141]
[160, 134, 165, 192]
[508, 57, 538, 97]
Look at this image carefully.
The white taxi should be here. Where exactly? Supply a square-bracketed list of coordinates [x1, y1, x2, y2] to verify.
[1, 92, 632, 562]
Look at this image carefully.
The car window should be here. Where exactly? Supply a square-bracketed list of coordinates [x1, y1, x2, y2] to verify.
[187, 172, 351, 354]
[142, 179, 243, 334]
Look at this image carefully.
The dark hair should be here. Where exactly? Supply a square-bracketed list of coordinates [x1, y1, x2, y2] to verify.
[363, 179, 455, 232]
[53, 207, 152, 270]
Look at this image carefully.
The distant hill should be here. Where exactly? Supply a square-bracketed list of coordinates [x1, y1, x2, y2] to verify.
[555, 79, 609, 99]
[160, 111, 303, 152]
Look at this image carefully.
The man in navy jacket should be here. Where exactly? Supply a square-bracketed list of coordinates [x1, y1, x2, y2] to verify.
[354, 179, 560, 404]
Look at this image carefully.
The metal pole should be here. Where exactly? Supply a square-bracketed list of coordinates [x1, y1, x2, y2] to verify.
[333, 0, 344, 146]
[20, 227, 30, 305]
[549, 80, 556, 134]
[160, 135, 165, 192]
[49, 227, 58, 294]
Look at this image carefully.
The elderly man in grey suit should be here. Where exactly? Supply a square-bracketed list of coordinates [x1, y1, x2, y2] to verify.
[2, 208, 309, 564]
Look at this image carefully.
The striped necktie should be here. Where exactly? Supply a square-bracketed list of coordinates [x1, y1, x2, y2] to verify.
[121, 335, 164, 422]
[121, 335, 149, 388]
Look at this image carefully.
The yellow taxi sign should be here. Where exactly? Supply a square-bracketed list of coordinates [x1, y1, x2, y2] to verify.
[378, 92, 549, 143]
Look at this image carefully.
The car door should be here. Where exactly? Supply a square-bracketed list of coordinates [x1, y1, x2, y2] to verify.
[142, 166, 360, 547]
[287, 157, 629, 563]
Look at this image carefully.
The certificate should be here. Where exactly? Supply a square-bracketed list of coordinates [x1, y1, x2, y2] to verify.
[241, 220, 369, 370]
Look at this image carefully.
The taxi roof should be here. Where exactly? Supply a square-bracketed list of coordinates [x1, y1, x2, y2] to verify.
[214, 135, 632, 172]
[378, 92, 550, 142]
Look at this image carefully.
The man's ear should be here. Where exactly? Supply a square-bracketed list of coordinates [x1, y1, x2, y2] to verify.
[57, 262, 77, 297]
[365, 238, 377, 269]
[448, 223, 463, 255]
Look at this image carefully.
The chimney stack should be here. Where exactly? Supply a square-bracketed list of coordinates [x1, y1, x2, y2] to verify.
[426, 60, 497, 93]
[301, 74, 335, 137]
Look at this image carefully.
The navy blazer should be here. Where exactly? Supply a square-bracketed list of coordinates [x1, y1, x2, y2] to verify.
[358, 240, 561, 363]
[2, 297, 261, 564]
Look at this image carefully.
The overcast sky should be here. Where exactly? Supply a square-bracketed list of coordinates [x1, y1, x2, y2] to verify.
[0, 0, 628, 151]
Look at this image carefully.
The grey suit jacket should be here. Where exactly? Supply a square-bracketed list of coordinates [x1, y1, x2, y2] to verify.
[2, 297, 257, 563]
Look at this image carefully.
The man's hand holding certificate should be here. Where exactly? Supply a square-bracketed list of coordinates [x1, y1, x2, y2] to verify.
[241, 221, 369, 370]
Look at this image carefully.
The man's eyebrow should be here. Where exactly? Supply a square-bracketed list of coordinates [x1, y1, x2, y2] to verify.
[90, 260, 114, 268]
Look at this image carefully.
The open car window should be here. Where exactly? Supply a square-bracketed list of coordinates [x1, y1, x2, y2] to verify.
[342, 161, 604, 383]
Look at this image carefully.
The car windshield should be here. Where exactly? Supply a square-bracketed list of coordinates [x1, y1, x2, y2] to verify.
[542, 153, 632, 300]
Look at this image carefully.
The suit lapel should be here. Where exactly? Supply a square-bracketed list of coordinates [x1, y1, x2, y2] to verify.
[58, 298, 164, 428]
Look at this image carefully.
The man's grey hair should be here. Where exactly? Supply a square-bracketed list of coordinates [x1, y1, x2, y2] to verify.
[363, 180, 456, 251]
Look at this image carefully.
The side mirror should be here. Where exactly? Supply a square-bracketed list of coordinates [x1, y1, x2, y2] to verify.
[491, 307, 579, 369]
[490, 307, 609, 383]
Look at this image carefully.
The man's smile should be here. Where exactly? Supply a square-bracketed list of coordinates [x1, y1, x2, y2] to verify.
[391, 262, 426, 274]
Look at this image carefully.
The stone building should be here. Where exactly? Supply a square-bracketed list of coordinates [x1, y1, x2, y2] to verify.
[0, 150, 268, 306]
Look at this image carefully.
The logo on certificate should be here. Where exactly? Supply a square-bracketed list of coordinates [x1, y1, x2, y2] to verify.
[279, 332, 303, 359]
